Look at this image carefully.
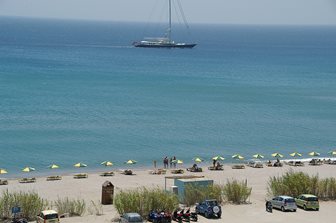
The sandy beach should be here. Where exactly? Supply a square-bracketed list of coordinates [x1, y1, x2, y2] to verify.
[1, 163, 336, 223]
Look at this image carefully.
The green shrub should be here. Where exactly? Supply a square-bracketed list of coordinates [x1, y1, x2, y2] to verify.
[184, 184, 222, 206]
[267, 170, 336, 200]
[0, 190, 48, 221]
[222, 179, 252, 204]
[318, 178, 336, 200]
[114, 187, 179, 218]
[53, 197, 86, 217]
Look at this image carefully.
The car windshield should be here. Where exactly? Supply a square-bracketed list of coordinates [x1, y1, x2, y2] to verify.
[208, 200, 218, 206]
[129, 216, 143, 222]
[307, 197, 318, 201]
[286, 198, 295, 203]
[45, 214, 58, 219]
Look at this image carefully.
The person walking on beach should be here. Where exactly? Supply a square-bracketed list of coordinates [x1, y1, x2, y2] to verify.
[169, 157, 173, 168]
[213, 159, 217, 168]
[163, 156, 169, 169]
[173, 156, 177, 168]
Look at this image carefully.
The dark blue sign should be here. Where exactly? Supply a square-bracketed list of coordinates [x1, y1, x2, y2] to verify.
[11, 206, 21, 214]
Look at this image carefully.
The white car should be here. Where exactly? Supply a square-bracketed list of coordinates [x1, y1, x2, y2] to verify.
[270, 196, 297, 212]
[36, 210, 60, 223]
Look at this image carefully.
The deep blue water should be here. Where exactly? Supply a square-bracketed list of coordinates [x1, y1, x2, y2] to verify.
[1, 17, 336, 177]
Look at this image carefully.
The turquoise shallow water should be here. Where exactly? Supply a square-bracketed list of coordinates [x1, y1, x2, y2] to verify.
[1, 17, 336, 177]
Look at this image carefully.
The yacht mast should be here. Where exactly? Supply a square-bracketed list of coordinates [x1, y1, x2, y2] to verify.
[168, 0, 172, 43]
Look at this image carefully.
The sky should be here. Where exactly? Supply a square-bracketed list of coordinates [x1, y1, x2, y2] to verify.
[0, 0, 336, 25]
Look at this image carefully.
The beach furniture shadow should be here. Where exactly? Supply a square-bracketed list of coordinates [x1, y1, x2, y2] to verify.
[73, 173, 88, 179]
[100, 171, 114, 177]
[19, 177, 36, 183]
[231, 164, 245, 169]
[170, 169, 184, 174]
[208, 166, 224, 171]
[46, 175, 62, 181]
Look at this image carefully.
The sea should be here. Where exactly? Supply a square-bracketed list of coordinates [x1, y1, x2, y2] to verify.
[1, 17, 336, 177]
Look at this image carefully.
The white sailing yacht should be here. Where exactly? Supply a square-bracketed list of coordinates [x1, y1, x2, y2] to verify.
[133, 0, 197, 48]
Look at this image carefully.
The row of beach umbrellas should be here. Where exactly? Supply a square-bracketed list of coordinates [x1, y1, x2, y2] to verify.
[0, 160, 137, 175]
[1, 151, 336, 175]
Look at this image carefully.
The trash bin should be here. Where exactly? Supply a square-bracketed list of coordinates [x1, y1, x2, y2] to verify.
[101, 181, 114, 205]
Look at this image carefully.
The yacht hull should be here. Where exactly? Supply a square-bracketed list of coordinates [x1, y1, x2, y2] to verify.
[133, 42, 196, 49]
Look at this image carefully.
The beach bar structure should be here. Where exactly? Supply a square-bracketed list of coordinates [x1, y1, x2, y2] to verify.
[168, 176, 213, 203]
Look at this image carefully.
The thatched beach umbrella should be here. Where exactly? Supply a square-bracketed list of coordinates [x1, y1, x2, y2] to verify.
[328, 151, 336, 156]
[48, 164, 60, 169]
[0, 169, 8, 174]
[125, 160, 137, 165]
[232, 154, 244, 160]
[290, 152, 302, 158]
[308, 151, 320, 157]
[74, 162, 87, 168]
[193, 157, 204, 163]
[101, 161, 113, 167]
[22, 167, 35, 172]
[212, 155, 225, 161]
[253, 154, 264, 159]
[272, 153, 284, 158]
[172, 159, 183, 164]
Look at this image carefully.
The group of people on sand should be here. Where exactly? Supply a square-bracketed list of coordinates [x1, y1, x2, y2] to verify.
[163, 156, 177, 169]
[212, 159, 223, 169]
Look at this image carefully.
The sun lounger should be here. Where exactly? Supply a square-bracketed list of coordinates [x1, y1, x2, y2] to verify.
[287, 161, 304, 166]
[231, 164, 245, 169]
[170, 169, 184, 174]
[120, 169, 133, 175]
[19, 177, 36, 183]
[186, 167, 203, 172]
[208, 166, 224, 171]
[309, 159, 323, 166]
[149, 169, 167, 175]
[100, 171, 114, 177]
[273, 162, 283, 167]
[0, 179, 8, 185]
[73, 173, 88, 179]
[327, 160, 336, 165]
[46, 175, 62, 181]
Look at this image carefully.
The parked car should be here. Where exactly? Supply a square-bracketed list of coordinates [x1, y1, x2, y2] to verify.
[120, 213, 144, 223]
[295, 194, 319, 211]
[195, 199, 221, 218]
[36, 210, 59, 223]
[270, 196, 297, 212]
